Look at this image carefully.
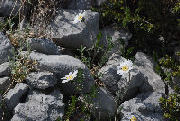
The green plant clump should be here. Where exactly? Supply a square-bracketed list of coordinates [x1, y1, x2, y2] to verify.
[154, 53, 180, 120]
[159, 94, 180, 121]
[63, 69, 99, 121]
[92, 0, 180, 55]
[76, 32, 114, 69]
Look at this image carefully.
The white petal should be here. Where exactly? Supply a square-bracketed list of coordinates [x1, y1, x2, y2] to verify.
[127, 60, 133, 65]
[117, 66, 122, 70]
[72, 18, 79, 24]
[61, 76, 67, 80]
[62, 74, 70, 79]
[117, 70, 125, 75]
[129, 66, 133, 70]
[62, 79, 69, 83]
[127, 63, 133, 67]
[79, 12, 85, 16]
[71, 72, 77, 78]
[73, 20, 78, 24]
[79, 13, 83, 16]
[73, 70, 78, 76]
[120, 62, 126, 66]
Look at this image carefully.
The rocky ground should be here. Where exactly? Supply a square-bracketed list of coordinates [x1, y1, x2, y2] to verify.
[0, 0, 178, 121]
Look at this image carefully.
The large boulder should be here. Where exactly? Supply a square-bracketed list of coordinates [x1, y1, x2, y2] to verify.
[0, 32, 12, 65]
[11, 90, 64, 121]
[119, 92, 164, 121]
[26, 51, 95, 95]
[4, 83, 29, 111]
[134, 52, 165, 93]
[99, 54, 145, 100]
[0, 62, 10, 77]
[46, 10, 99, 49]
[27, 38, 61, 55]
[0, 0, 20, 17]
[0, 76, 11, 92]
[26, 72, 57, 90]
[91, 87, 117, 120]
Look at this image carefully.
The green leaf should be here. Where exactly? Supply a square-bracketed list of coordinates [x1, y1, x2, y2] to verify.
[126, 47, 134, 55]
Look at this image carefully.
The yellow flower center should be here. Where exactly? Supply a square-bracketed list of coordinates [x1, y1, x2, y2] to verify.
[69, 75, 73, 80]
[66, 75, 73, 80]
[122, 66, 129, 71]
[130, 116, 137, 121]
[78, 16, 83, 20]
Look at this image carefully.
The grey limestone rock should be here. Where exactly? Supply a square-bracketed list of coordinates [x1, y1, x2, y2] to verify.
[99, 54, 145, 100]
[27, 51, 95, 95]
[92, 87, 117, 120]
[4, 83, 29, 111]
[46, 10, 99, 49]
[26, 72, 57, 90]
[120, 92, 164, 121]
[0, 76, 11, 92]
[134, 52, 165, 93]
[0, 0, 20, 17]
[0, 62, 10, 77]
[0, 32, 12, 65]
[27, 38, 61, 55]
[11, 90, 64, 121]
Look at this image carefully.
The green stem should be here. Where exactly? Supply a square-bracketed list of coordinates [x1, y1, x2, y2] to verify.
[129, 71, 131, 82]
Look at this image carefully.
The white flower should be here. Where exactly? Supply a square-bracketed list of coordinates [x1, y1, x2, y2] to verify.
[72, 12, 85, 24]
[61, 70, 78, 83]
[117, 59, 133, 75]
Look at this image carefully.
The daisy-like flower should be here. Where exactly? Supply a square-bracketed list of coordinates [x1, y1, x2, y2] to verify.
[130, 115, 137, 121]
[61, 70, 78, 83]
[72, 12, 85, 24]
[117, 59, 133, 75]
